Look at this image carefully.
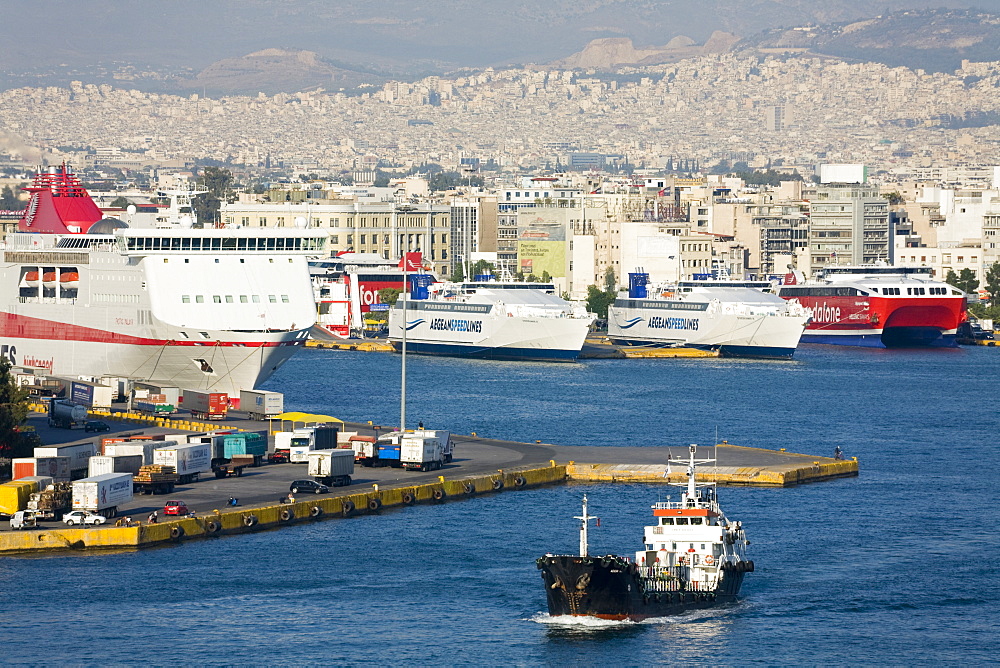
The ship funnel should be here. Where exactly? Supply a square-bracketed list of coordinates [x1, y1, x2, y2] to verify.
[628, 271, 649, 298]
[409, 274, 432, 300]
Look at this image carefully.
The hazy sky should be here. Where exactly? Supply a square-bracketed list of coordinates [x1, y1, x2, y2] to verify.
[0, 0, 988, 74]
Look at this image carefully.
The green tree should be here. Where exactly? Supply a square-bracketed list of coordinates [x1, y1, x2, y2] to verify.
[0, 185, 24, 210]
[541, 270, 552, 282]
[470, 260, 495, 279]
[946, 269, 979, 294]
[377, 287, 402, 306]
[882, 191, 904, 205]
[0, 358, 34, 461]
[450, 263, 465, 282]
[586, 284, 616, 320]
[194, 166, 235, 225]
[984, 261, 1000, 306]
[110, 196, 130, 208]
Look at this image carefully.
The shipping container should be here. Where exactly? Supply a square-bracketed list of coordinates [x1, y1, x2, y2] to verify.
[400, 435, 445, 471]
[0, 480, 40, 516]
[88, 454, 144, 477]
[12, 456, 71, 482]
[306, 450, 354, 486]
[34, 443, 96, 473]
[71, 473, 133, 516]
[239, 390, 284, 420]
[70, 380, 114, 408]
[181, 390, 228, 420]
[103, 440, 177, 465]
[153, 443, 212, 482]
[222, 432, 267, 459]
[413, 429, 454, 462]
[134, 401, 176, 415]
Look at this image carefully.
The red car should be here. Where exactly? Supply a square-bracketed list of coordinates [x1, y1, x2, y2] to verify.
[163, 500, 189, 516]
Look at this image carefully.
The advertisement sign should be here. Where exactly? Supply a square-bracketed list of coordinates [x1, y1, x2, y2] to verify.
[517, 218, 566, 278]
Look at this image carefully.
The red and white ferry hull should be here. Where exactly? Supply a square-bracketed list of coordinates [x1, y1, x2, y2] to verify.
[798, 296, 963, 348]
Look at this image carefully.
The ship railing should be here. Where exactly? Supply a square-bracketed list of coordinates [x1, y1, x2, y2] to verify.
[639, 566, 718, 592]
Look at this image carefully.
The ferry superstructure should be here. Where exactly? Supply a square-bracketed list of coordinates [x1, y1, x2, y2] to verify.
[777, 265, 967, 347]
[607, 271, 810, 358]
[2, 166, 326, 396]
[537, 444, 752, 621]
[387, 278, 594, 361]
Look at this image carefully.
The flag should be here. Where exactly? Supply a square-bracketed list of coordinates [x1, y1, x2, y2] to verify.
[397, 252, 423, 271]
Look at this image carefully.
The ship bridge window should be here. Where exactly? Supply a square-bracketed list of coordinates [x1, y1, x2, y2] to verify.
[661, 518, 674, 525]
[252, 295, 260, 303]
[200, 332, 210, 339]
[225, 296, 234, 303]
[196, 296, 204, 303]
[182, 295, 190, 303]
[240, 295, 248, 303]
[269, 295, 277, 303]
[214, 296, 222, 303]
[281, 295, 290, 303]
[676, 518, 689, 525]
[690, 518, 703, 525]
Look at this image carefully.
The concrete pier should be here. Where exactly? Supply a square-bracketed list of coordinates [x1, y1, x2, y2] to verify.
[0, 410, 858, 555]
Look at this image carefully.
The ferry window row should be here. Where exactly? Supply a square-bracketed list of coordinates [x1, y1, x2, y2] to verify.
[781, 287, 861, 297]
[181, 294, 290, 304]
[123, 237, 323, 252]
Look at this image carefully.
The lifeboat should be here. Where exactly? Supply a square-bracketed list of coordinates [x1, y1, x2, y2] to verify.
[23, 270, 40, 286]
[42, 271, 57, 287]
[60, 272, 80, 288]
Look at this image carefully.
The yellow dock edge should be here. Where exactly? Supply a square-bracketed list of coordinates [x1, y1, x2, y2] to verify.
[0, 464, 567, 556]
[306, 339, 394, 352]
[565, 458, 859, 487]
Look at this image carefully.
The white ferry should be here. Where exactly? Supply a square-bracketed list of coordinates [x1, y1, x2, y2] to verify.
[387, 277, 594, 361]
[607, 271, 810, 358]
[1, 165, 325, 397]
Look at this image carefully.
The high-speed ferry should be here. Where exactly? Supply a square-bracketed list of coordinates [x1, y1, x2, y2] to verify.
[2, 165, 326, 396]
[387, 277, 594, 361]
[608, 272, 810, 358]
[778, 265, 967, 347]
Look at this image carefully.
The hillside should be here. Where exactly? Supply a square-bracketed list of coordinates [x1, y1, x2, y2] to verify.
[181, 49, 375, 96]
[737, 9, 1000, 72]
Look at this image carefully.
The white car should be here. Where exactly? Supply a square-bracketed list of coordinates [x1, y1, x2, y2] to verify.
[62, 510, 107, 526]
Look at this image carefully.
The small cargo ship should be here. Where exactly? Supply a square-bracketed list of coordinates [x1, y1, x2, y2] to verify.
[536, 444, 753, 621]
[777, 265, 967, 347]
[608, 271, 809, 358]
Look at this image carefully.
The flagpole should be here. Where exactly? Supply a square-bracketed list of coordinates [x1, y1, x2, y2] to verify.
[400, 254, 407, 434]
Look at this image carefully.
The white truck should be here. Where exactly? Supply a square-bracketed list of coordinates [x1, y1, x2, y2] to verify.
[35, 443, 96, 477]
[88, 454, 144, 477]
[412, 429, 454, 463]
[153, 443, 212, 483]
[71, 473, 133, 518]
[239, 389, 284, 420]
[103, 440, 178, 466]
[400, 435, 445, 471]
[306, 450, 354, 487]
[280, 427, 340, 463]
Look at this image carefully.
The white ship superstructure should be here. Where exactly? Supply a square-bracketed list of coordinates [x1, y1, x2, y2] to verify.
[2, 166, 325, 396]
[388, 278, 594, 361]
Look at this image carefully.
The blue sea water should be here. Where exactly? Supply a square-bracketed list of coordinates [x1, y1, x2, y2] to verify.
[2, 345, 999, 665]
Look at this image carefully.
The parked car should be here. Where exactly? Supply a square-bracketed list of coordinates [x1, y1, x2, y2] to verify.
[289, 480, 329, 494]
[62, 510, 107, 526]
[84, 420, 111, 433]
[163, 500, 189, 516]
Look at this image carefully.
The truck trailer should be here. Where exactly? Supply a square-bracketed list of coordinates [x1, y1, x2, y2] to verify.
[34, 443, 97, 478]
[153, 443, 212, 483]
[71, 473, 133, 518]
[400, 435, 445, 471]
[70, 380, 114, 409]
[181, 390, 228, 420]
[47, 398, 87, 429]
[88, 454, 144, 477]
[239, 390, 284, 420]
[12, 456, 71, 482]
[307, 450, 354, 487]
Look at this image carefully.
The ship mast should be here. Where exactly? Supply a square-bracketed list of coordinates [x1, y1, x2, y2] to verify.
[575, 495, 599, 557]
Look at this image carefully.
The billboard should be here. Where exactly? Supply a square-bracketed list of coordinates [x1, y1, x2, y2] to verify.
[517, 217, 566, 278]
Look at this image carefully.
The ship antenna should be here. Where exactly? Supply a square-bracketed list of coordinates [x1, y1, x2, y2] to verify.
[574, 495, 599, 557]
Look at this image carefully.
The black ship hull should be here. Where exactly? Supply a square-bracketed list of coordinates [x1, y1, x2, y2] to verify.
[537, 554, 749, 621]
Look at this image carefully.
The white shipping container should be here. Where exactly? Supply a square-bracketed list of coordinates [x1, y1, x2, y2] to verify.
[412, 429, 453, 458]
[307, 450, 355, 478]
[337, 431, 359, 446]
[72, 473, 133, 513]
[401, 436, 443, 470]
[88, 454, 144, 477]
[153, 443, 212, 475]
[239, 390, 284, 418]
[35, 443, 96, 471]
[103, 441, 177, 466]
